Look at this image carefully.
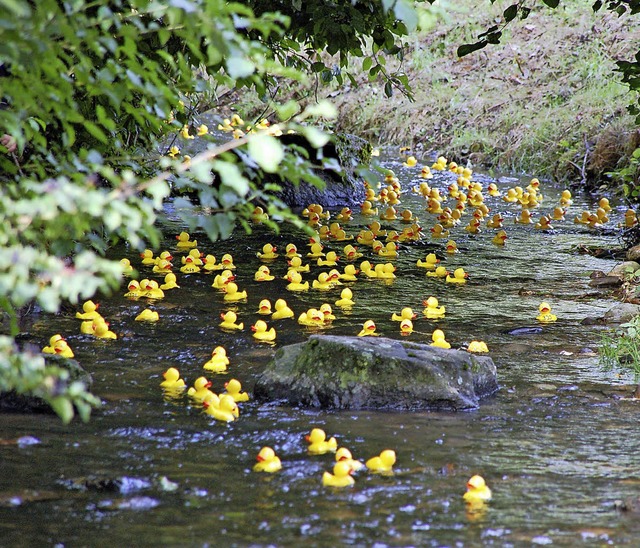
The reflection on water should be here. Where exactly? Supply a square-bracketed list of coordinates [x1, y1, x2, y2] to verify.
[2, 158, 639, 545]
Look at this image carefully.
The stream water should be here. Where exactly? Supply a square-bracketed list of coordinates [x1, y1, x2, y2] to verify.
[1, 156, 639, 546]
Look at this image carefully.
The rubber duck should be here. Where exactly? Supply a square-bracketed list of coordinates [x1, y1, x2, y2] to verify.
[426, 266, 449, 279]
[336, 447, 365, 472]
[212, 269, 234, 289]
[335, 207, 353, 222]
[160, 272, 180, 290]
[160, 367, 186, 390]
[254, 265, 275, 282]
[49, 338, 74, 358]
[420, 165, 433, 179]
[371, 239, 384, 255]
[80, 319, 96, 335]
[365, 449, 396, 474]
[446, 267, 468, 284]
[487, 183, 500, 197]
[298, 308, 324, 327]
[219, 311, 244, 331]
[202, 254, 218, 272]
[75, 300, 101, 321]
[486, 213, 504, 229]
[218, 253, 236, 271]
[272, 298, 295, 320]
[535, 215, 553, 230]
[312, 272, 334, 291]
[399, 319, 413, 335]
[432, 156, 447, 170]
[427, 198, 443, 214]
[306, 242, 325, 259]
[338, 264, 358, 282]
[204, 393, 239, 422]
[361, 200, 378, 216]
[320, 303, 336, 322]
[332, 228, 353, 242]
[152, 259, 172, 274]
[256, 243, 278, 260]
[422, 296, 446, 318]
[204, 346, 230, 372]
[140, 249, 156, 265]
[446, 240, 459, 254]
[251, 206, 269, 224]
[322, 461, 355, 488]
[253, 447, 282, 473]
[359, 260, 377, 278]
[317, 251, 340, 266]
[377, 242, 398, 258]
[282, 243, 300, 259]
[318, 225, 332, 240]
[257, 299, 272, 315]
[599, 197, 612, 212]
[335, 288, 355, 308]
[467, 340, 489, 353]
[623, 209, 638, 228]
[286, 271, 309, 291]
[492, 230, 507, 246]
[463, 475, 492, 503]
[223, 282, 247, 302]
[188, 376, 214, 402]
[135, 308, 159, 322]
[502, 188, 518, 203]
[574, 210, 591, 225]
[180, 255, 201, 273]
[176, 231, 197, 249]
[551, 206, 566, 221]
[142, 279, 165, 299]
[416, 253, 440, 270]
[358, 320, 379, 337]
[391, 307, 416, 322]
[93, 319, 117, 340]
[537, 301, 557, 323]
[120, 258, 135, 275]
[306, 428, 338, 455]
[430, 329, 451, 349]
[514, 209, 533, 224]
[559, 189, 573, 207]
[252, 319, 276, 342]
[124, 280, 143, 299]
[356, 230, 375, 247]
[596, 207, 610, 224]
[42, 334, 64, 354]
[373, 263, 395, 280]
[464, 218, 481, 234]
[223, 378, 249, 402]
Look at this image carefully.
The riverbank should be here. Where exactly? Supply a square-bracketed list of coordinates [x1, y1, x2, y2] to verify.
[234, 0, 639, 190]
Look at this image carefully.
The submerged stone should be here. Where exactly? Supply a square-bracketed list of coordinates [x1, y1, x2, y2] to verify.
[254, 335, 498, 411]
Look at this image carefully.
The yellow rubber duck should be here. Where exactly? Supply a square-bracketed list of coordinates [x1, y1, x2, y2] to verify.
[464, 218, 481, 234]
[486, 213, 504, 229]
[534, 215, 553, 230]
[339, 264, 359, 281]
[599, 197, 612, 212]
[223, 282, 247, 302]
[377, 242, 398, 258]
[373, 263, 395, 279]
[124, 280, 143, 299]
[152, 259, 172, 274]
[358, 320, 379, 337]
[254, 265, 275, 282]
[140, 249, 156, 265]
[286, 271, 310, 292]
[463, 475, 492, 503]
[365, 449, 396, 474]
[446, 267, 468, 284]
[312, 272, 334, 291]
[204, 346, 230, 372]
[391, 307, 416, 322]
[188, 376, 214, 403]
[257, 299, 272, 315]
[202, 254, 218, 272]
[514, 209, 533, 224]
[223, 378, 249, 402]
[422, 296, 446, 318]
[336, 447, 365, 472]
[306, 242, 325, 259]
[50, 339, 74, 358]
[212, 269, 234, 290]
[297, 308, 324, 327]
[446, 240, 459, 254]
[252, 319, 276, 342]
[204, 393, 239, 422]
[430, 329, 451, 349]
[622, 209, 638, 228]
[427, 266, 449, 279]
[180, 255, 201, 273]
[306, 428, 338, 455]
[176, 231, 197, 249]
[271, 298, 295, 320]
[251, 206, 269, 224]
[335, 288, 355, 308]
[75, 300, 102, 321]
[80, 319, 96, 335]
[492, 230, 507, 246]
[160, 367, 186, 390]
[467, 340, 489, 353]
[333, 228, 353, 242]
[287, 256, 310, 272]
[361, 200, 378, 216]
[335, 207, 353, 222]
[502, 188, 518, 203]
[551, 207, 566, 221]
[219, 311, 244, 331]
[322, 461, 355, 488]
[42, 334, 64, 354]
[400, 319, 413, 336]
[253, 447, 282, 473]
[356, 230, 375, 247]
[93, 319, 117, 340]
[135, 308, 159, 322]
[416, 252, 440, 270]
[120, 258, 135, 275]
[487, 183, 500, 197]
[559, 189, 573, 207]
[319, 303, 336, 322]
[159, 273, 179, 290]
[256, 243, 278, 260]
[432, 156, 447, 170]
[142, 279, 165, 299]
[537, 301, 557, 323]
[430, 223, 450, 239]
[218, 253, 236, 270]
[317, 250, 340, 266]
[359, 260, 376, 278]
[285, 243, 301, 258]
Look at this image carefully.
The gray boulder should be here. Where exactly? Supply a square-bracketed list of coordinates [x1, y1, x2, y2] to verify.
[254, 335, 498, 411]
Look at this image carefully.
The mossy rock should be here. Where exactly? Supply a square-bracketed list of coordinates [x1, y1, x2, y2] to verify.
[254, 335, 498, 411]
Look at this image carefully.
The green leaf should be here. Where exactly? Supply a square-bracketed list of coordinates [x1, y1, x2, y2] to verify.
[50, 397, 74, 424]
[226, 57, 255, 78]
[248, 134, 284, 173]
[503, 5, 518, 22]
[362, 57, 373, 72]
[542, 0, 560, 7]
[457, 41, 488, 57]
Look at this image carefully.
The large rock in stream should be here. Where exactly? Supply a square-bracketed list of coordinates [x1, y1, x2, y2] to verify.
[254, 335, 498, 411]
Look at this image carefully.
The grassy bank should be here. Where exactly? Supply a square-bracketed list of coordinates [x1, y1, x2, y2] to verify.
[238, 0, 639, 188]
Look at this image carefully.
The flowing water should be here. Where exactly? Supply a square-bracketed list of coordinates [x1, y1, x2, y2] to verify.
[2, 157, 639, 546]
